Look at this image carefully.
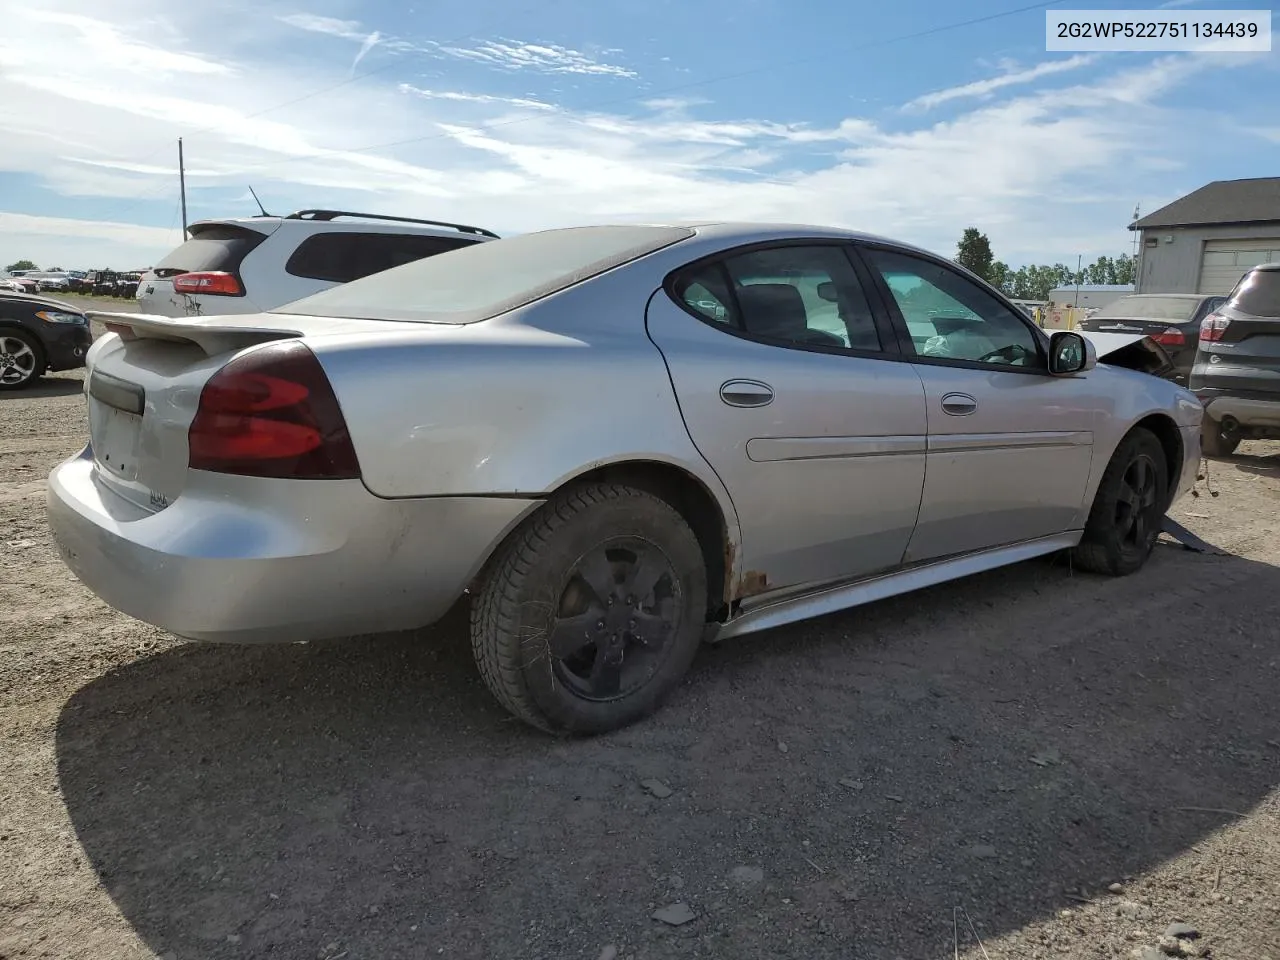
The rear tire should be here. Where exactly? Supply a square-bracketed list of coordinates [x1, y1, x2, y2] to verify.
[1072, 427, 1168, 576]
[0, 329, 45, 391]
[1199, 420, 1240, 459]
[471, 482, 707, 735]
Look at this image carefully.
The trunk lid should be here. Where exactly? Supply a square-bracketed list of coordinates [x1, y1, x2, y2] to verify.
[80, 311, 414, 513]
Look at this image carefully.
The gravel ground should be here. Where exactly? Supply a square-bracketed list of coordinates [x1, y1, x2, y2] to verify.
[2, 336, 1278, 960]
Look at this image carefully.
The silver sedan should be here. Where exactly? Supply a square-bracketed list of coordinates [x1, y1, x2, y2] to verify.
[48, 223, 1203, 733]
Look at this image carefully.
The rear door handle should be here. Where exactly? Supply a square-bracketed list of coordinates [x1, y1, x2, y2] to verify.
[720, 379, 774, 408]
[940, 392, 977, 416]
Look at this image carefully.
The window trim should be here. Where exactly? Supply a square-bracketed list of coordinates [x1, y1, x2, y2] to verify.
[662, 238, 903, 360]
[852, 241, 1053, 376]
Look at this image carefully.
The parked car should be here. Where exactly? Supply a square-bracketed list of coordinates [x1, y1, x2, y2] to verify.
[1077, 293, 1225, 385]
[35, 272, 73, 293]
[0, 278, 26, 294]
[49, 223, 1202, 733]
[135, 209, 500, 317]
[0, 292, 92, 389]
[1190, 263, 1280, 457]
[5, 276, 40, 295]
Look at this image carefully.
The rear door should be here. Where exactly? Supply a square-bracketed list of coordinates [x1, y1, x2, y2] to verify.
[646, 241, 928, 600]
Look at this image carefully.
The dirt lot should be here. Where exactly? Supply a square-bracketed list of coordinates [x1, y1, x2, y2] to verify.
[2, 330, 1279, 959]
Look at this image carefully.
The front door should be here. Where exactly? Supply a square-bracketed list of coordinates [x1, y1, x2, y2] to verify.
[646, 242, 928, 600]
[858, 245, 1100, 563]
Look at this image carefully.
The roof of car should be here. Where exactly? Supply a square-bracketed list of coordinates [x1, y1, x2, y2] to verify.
[188, 209, 499, 239]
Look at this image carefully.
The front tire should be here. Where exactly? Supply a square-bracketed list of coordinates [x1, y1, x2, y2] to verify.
[471, 482, 708, 735]
[1072, 427, 1168, 576]
[0, 329, 45, 390]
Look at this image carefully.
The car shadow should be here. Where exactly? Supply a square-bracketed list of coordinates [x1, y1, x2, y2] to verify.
[1, 375, 84, 400]
[56, 548, 1280, 959]
[1226, 446, 1280, 479]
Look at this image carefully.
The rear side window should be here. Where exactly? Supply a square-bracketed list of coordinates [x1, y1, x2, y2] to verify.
[153, 225, 268, 278]
[1227, 269, 1280, 318]
[285, 233, 476, 284]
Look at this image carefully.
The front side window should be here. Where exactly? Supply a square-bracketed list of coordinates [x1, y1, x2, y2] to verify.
[862, 248, 1040, 367]
[673, 245, 882, 352]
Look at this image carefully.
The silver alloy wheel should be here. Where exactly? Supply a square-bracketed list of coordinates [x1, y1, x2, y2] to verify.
[0, 335, 37, 386]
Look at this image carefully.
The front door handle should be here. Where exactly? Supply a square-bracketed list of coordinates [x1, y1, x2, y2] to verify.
[940, 392, 977, 416]
[720, 379, 774, 408]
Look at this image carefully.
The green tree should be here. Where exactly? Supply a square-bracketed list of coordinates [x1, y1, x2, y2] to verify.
[1114, 253, 1135, 285]
[956, 228, 995, 281]
[5, 259, 36, 272]
[988, 260, 1012, 294]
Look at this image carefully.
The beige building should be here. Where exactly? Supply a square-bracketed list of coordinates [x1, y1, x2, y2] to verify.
[1130, 177, 1280, 295]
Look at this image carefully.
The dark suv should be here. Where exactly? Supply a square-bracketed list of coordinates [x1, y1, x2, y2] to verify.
[1190, 263, 1280, 457]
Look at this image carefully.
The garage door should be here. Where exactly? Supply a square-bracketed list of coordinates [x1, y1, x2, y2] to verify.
[1199, 239, 1280, 295]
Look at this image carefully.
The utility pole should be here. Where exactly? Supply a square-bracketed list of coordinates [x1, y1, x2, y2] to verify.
[1074, 253, 1082, 307]
[178, 138, 189, 240]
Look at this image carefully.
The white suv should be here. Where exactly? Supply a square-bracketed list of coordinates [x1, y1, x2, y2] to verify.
[136, 209, 499, 317]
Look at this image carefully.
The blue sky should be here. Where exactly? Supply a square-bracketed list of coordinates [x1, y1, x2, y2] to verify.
[0, 0, 1277, 269]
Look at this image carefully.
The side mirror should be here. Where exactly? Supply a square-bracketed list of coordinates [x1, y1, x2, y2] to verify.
[1048, 331, 1096, 376]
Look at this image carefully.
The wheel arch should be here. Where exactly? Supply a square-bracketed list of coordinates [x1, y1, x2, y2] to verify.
[471, 458, 741, 623]
[558, 460, 738, 622]
[1130, 412, 1183, 510]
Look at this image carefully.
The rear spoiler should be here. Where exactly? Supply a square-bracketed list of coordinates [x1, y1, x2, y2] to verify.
[87, 311, 301, 357]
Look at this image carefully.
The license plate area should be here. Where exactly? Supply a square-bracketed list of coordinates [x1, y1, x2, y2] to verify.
[88, 371, 145, 481]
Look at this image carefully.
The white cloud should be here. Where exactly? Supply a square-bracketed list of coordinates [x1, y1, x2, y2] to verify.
[0, 3, 1272, 272]
[906, 55, 1099, 110]
[399, 84, 556, 112]
[0, 213, 180, 269]
[276, 14, 366, 42]
[431, 39, 638, 79]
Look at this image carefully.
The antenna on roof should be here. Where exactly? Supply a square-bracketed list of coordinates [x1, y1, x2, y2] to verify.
[248, 185, 271, 218]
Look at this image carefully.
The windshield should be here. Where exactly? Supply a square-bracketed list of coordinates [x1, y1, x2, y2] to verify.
[273, 225, 695, 323]
[1092, 296, 1200, 321]
[1228, 269, 1280, 318]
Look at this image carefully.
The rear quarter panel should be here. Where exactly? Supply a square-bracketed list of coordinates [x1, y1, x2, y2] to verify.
[306, 277, 739, 520]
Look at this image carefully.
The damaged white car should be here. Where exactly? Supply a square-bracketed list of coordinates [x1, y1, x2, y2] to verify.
[48, 223, 1203, 734]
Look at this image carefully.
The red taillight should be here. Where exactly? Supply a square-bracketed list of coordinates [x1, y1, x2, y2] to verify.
[172, 271, 243, 296]
[1200, 313, 1231, 342]
[188, 340, 361, 479]
[1149, 326, 1186, 347]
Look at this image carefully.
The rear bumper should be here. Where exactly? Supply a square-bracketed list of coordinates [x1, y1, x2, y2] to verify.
[47, 448, 540, 643]
[1197, 393, 1280, 430]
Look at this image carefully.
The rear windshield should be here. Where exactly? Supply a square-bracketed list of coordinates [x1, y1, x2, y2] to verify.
[152, 224, 268, 278]
[1227, 269, 1280, 318]
[1092, 296, 1200, 321]
[272, 225, 695, 323]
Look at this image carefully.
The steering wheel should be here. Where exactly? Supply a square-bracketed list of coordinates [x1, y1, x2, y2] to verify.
[976, 343, 1032, 365]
